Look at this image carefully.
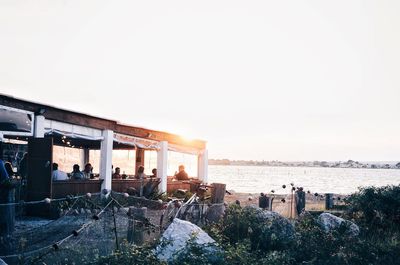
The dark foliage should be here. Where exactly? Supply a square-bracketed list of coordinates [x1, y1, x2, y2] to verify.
[345, 185, 400, 233]
[90, 185, 400, 265]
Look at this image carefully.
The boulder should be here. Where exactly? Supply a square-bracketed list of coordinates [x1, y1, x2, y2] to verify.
[126, 187, 137, 196]
[205, 204, 226, 224]
[156, 218, 220, 263]
[244, 206, 295, 250]
[318, 213, 360, 236]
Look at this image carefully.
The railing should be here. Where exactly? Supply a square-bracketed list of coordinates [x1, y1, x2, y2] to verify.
[52, 180, 103, 199]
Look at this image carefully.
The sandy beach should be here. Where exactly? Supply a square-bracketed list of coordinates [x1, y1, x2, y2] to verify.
[224, 191, 347, 216]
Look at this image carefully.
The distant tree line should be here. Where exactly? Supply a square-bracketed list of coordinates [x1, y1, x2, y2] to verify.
[209, 159, 400, 169]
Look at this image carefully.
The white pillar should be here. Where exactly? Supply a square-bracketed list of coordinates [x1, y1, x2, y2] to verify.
[157, 141, 168, 193]
[198, 149, 208, 183]
[100, 130, 113, 191]
[34, 115, 45, 138]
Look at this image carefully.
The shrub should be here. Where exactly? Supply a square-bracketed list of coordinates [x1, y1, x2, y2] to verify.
[88, 243, 165, 265]
[89, 185, 400, 265]
[345, 185, 400, 233]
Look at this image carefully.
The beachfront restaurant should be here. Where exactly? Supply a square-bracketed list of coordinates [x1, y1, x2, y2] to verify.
[0, 94, 208, 202]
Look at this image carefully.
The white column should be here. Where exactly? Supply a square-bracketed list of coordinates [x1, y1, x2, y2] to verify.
[100, 130, 113, 191]
[34, 115, 45, 138]
[157, 141, 168, 193]
[197, 149, 208, 183]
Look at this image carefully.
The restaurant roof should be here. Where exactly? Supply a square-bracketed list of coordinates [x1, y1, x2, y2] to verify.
[0, 94, 206, 150]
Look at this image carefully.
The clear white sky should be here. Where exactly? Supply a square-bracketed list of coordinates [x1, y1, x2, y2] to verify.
[1, 0, 399, 161]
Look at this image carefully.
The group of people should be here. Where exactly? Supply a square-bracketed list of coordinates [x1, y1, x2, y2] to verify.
[52, 163, 94, 181]
[112, 166, 157, 180]
[52, 162, 191, 181]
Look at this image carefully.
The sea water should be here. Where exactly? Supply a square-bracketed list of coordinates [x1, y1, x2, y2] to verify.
[208, 165, 400, 194]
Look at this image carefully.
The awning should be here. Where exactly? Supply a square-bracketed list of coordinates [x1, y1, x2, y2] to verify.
[113, 133, 159, 150]
[45, 128, 104, 141]
[168, 143, 201, 155]
[114, 133, 202, 155]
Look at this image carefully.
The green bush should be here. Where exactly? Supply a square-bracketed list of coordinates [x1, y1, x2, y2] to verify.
[345, 185, 400, 233]
[88, 243, 165, 265]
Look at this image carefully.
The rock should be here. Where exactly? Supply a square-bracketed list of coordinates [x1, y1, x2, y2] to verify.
[205, 204, 226, 224]
[127, 187, 137, 196]
[156, 218, 220, 263]
[318, 213, 360, 236]
[244, 206, 295, 250]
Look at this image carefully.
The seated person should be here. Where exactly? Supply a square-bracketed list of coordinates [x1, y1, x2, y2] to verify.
[112, 167, 122, 179]
[135, 166, 146, 180]
[4, 162, 14, 178]
[52, 163, 68, 181]
[71, 164, 84, 180]
[150, 168, 157, 178]
[135, 166, 146, 197]
[82, 163, 93, 179]
[174, 165, 189, 181]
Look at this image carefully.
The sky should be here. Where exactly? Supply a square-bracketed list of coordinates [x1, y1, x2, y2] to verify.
[1, 0, 399, 162]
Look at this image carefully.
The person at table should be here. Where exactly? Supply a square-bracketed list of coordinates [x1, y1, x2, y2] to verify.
[112, 167, 122, 179]
[150, 168, 157, 178]
[135, 166, 146, 196]
[0, 152, 18, 240]
[174, 165, 189, 181]
[82, 163, 93, 179]
[71, 164, 84, 180]
[52, 163, 68, 181]
[4, 162, 14, 178]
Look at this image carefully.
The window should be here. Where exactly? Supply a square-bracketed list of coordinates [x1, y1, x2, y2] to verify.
[53, 145, 84, 173]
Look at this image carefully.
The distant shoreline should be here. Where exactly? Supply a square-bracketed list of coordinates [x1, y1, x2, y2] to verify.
[209, 164, 400, 170]
[209, 159, 400, 170]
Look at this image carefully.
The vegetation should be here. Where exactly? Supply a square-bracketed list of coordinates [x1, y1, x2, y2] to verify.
[88, 185, 400, 264]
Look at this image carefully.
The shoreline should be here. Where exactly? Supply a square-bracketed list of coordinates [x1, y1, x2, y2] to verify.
[224, 192, 348, 212]
[209, 164, 400, 170]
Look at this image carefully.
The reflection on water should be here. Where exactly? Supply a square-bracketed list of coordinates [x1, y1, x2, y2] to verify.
[208, 165, 400, 194]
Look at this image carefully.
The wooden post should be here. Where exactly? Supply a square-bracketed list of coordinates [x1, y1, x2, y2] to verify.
[325, 193, 334, 210]
[83, 148, 90, 165]
[211, 183, 226, 204]
[135, 148, 145, 175]
[127, 207, 147, 245]
[259, 195, 268, 209]
[295, 190, 306, 215]
[258, 196, 273, 210]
